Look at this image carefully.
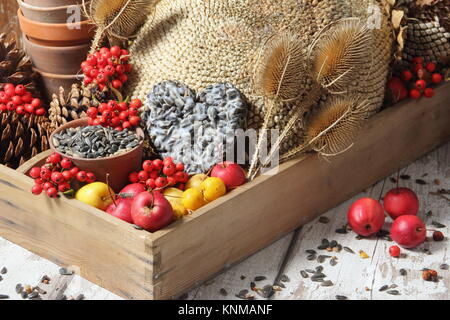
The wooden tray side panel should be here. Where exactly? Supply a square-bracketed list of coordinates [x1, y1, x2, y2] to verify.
[151, 84, 450, 299]
[0, 167, 154, 299]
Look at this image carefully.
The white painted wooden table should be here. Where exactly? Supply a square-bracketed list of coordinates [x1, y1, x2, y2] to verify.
[0, 143, 449, 300]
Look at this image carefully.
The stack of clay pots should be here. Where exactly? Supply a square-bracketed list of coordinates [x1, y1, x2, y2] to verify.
[17, 0, 94, 101]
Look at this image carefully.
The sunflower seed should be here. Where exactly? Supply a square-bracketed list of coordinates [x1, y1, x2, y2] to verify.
[440, 264, 449, 270]
[306, 249, 317, 255]
[59, 267, 73, 275]
[0, 267, 7, 274]
[15, 284, 23, 294]
[415, 179, 427, 185]
[21, 291, 28, 299]
[317, 244, 328, 250]
[28, 292, 39, 299]
[321, 280, 333, 287]
[315, 266, 324, 273]
[399, 269, 407, 276]
[432, 221, 446, 228]
[311, 273, 326, 280]
[254, 276, 266, 281]
[0, 294, 9, 299]
[400, 174, 411, 180]
[329, 240, 338, 248]
[389, 177, 397, 183]
[133, 224, 144, 230]
[319, 216, 330, 223]
[379, 285, 389, 292]
[76, 294, 85, 300]
[219, 288, 228, 296]
[336, 295, 348, 300]
[330, 258, 338, 266]
[343, 246, 354, 254]
[280, 274, 290, 282]
[311, 277, 324, 282]
[335, 228, 348, 234]
[305, 269, 315, 273]
[321, 239, 330, 245]
[0, 276, 2, 281]
[240, 275, 246, 280]
[387, 290, 400, 295]
[300, 270, 309, 278]
[317, 255, 331, 263]
[235, 289, 249, 299]
[307, 254, 317, 261]
[258, 285, 274, 298]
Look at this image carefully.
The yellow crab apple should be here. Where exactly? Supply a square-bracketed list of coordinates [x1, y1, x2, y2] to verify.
[185, 173, 208, 191]
[75, 182, 115, 211]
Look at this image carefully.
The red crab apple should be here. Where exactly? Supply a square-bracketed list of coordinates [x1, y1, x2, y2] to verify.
[211, 162, 246, 189]
[390, 215, 426, 249]
[347, 198, 385, 236]
[383, 187, 419, 220]
[131, 191, 174, 232]
[106, 183, 146, 223]
[106, 199, 133, 223]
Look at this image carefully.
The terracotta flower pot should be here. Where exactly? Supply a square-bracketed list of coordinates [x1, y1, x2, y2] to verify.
[23, 35, 88, 74]
[24, 0, 83, 7]
[33, 67, 82, 101]
[49, 118, 145, 192]
[18, 0, 89, 24]
[18, 8, 95, 46]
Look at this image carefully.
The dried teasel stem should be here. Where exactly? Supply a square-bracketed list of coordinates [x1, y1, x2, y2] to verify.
[309, 18, 372, 94]
[248, 33, 307, 179]
[280, 95, 370, 162]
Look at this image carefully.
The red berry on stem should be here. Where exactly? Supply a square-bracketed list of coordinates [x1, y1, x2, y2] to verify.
[153, 159, 163, 171]
[389, 245, 401, 258]
[415, 79, 426, 90]
[32, 184, 43, 195]
[40, 167, 52, 180]
[425, 62, 436, 73]
[175, 163, 184, 172]
[129, 172, 139, 183]
[424, 88, 434, 98]
[86, 172, 96, 183]
[409, 89, 421, 99]
[51, 172, 64, 184]
[431, 73, 442, 84]
[155, 177, 167, 188]
[122, 121, 132, 129]
[167, 176, 177, 186]
[433, 231, 444, 241]
[110, 46, 122, 57]
[43, 182, 53, 190]
[35, 108, 46, 116]
[130, 99, 142, 109]
[86, 107, 98, 118]
[61, 170, 72, 181]
[128, 116, 140, 127]
[112, 79, 123, 89]
[401, 70, 412, 82]
[46, 187, 58, 198]
[29, 167, 41, 179]
[142, 160, 154, 172]
[60, 158, 72, 169]
[387, 77, 407, 102]
[138, 171, 149, 182]
[163, 163, 176, 176]
[70, 167, 79, 176]
[76, 171, 87, 182]
[58, 183, 71, 192]
[15, 85, 26, 96]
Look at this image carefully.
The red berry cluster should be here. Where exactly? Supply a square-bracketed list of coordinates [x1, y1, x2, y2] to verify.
[29, 153, 96, 198]
[86, 98, 142, 130]
[401, 57, 443, 99]
[0, 83, 44, 116]
[128, 157, 189, 191]
[81, 46, 132, 90]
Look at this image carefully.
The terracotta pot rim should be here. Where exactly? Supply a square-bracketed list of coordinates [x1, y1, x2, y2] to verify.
[18, 8, 93, 27]
[33, 66, 83, 79]
[23, 34, 90, 51]
[18, 0, 90, 12]
[49, 118, 145, 162]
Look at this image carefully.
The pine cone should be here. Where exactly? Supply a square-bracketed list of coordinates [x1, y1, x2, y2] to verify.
[49, 83, 101, 130]
[0, 33, 38, 94]
[0, 112, 51, 169]
[396, 0, 450, 65]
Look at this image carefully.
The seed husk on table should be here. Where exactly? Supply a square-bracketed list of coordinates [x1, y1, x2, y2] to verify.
[379, 285, 389, 292]
[321, 280, 333, 287]
[415, 179, 427, 185]
[59, 267, 74, 275]
[330, 258, 338, 266]
[307, 254, 317, 261]
[235, 289, 249, 299]
[400, 174, 411, 180]
[133, 224, 144, 230]
[305, 269, 315, 273]
[254, 276, 266, 281]
[75, 294, 85, 300]
[0, 294, 9, 299]
[336, 295, 348, 300]
[431, 221, 446, 228]
[0, 267, 7, 274]
[343, 246, 354, 254]
[219, 288, 228, 296]
[335, 228, 348, 234]
[300, 270, 309, 278]
[319, 216, 330, 223]
[315, 266, 324, 273]
[280, 274, 290, 282]
[399, 269, 407, 276]
[28, 291, 39, 299]
[0, 275, 2, 281]
[440, 264, 449, 270]
[258, 285, 274, 298]
[15, 284, 23, 294]
[306, 249, 316, 255]
[387, 290, 400, 295]
[21, 291, 28, 299]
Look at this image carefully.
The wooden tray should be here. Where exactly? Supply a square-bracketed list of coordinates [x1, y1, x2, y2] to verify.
[0, 83, 449, 299]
